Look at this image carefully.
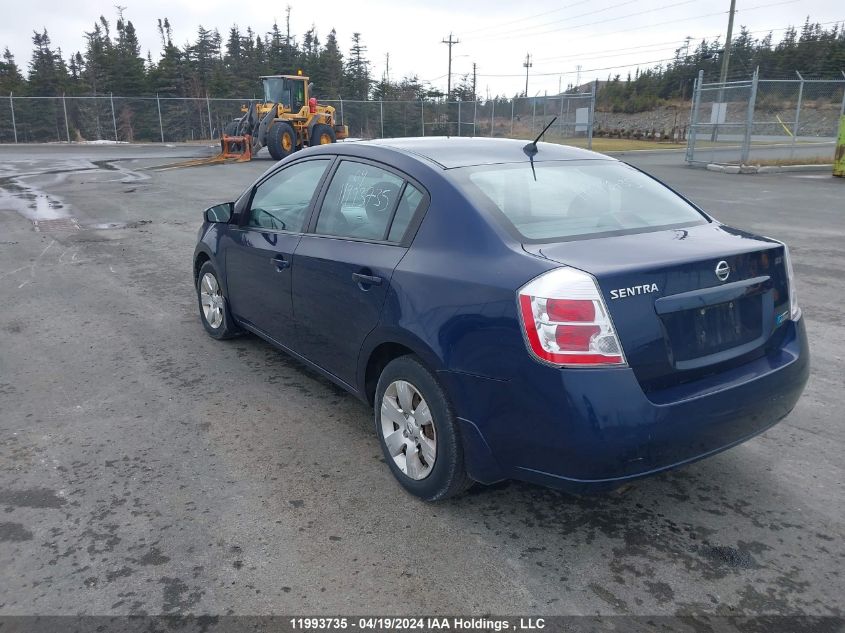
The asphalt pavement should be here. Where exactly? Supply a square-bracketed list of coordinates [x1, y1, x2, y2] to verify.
[0, 142, 842, 618]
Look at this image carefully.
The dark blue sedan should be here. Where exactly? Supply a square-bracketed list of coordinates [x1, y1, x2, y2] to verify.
[193, 137, 809, 500]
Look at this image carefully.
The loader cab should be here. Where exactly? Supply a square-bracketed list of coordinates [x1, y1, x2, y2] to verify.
[261, 75, 308, 112]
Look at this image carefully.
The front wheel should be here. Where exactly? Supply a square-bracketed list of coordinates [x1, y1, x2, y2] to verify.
[375, 356, 473, 501]
[196, 261, 240, 339]
[267, 122, 296, 161]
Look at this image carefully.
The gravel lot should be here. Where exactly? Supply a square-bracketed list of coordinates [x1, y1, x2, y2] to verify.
[0, 143, 842, 617]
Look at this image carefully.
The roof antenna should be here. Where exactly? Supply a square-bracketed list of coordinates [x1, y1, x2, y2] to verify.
[523, 116, 557, 181]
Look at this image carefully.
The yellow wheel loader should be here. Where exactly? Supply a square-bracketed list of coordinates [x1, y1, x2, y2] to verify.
[221, 72, 349, 161]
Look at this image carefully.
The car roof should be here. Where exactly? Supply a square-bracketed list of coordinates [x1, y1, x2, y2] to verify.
[361, 136, 610, 169]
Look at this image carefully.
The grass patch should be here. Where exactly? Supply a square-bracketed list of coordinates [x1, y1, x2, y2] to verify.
[731, 156, 833, 167]
[532, 137, 687, 151]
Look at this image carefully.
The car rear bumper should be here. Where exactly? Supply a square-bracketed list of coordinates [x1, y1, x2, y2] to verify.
[443, 317, 809, 493]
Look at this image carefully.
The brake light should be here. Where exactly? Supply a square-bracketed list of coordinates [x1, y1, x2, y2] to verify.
[782, 244, 801, 321]
[518, 267, 626, 367]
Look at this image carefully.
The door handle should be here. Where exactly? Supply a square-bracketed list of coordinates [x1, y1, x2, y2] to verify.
[352, 272, 383, 286]
[271, 256, 290, 271]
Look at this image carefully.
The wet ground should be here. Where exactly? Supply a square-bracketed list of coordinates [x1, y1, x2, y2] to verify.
[0, 143, 843, 617]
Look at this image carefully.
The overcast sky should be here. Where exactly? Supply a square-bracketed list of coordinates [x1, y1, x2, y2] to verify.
[1, 0, 843, 96]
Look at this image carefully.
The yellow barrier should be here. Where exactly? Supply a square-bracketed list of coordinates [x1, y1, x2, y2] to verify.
[835, 115, 845, 178]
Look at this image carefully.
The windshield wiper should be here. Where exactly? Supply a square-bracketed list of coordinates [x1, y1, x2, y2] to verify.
[523, 116, 558, 181]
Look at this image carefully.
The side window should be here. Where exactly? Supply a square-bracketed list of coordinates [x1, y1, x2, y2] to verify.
[315, 161, 404, 241]
[388, 183, 424, 243]
[247, 159, 330, 232]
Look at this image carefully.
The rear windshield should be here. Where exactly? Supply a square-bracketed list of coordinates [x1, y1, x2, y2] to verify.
[454, 160, 707, 241]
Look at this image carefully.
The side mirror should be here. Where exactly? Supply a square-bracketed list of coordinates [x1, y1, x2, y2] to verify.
[204, 202, 233, 223]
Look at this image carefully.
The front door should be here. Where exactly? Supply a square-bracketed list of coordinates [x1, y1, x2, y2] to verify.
[225, 158, 332, 346]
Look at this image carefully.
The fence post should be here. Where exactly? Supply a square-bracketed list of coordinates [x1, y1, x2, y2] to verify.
[110, 93, 118, 141]
[840, 71, 845, 117]
[380, 99, 384, 138]
[9, 92, 17, 143]
[587, 80, 597, 150]
[686, 70, 704, 163]
[542, 91, 547, 131]
[559, 94, 564, 137]
[457, 99, 461, 136]
[473, 99, 477, 136]
[206, 93, 213, 139]
[791, 71, 804, 158]
[741, 68, 759, 164]
[339, 96, 344, 125]
[531, 96, 536, 134]
[490, 100, 495, 137]
[511, 99, 515, 136]
[157, 94, 164, 143]
[62, 93, 71, 143]
[420, 99, 424, 136]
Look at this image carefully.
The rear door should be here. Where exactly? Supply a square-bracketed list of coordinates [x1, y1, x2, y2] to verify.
[225, 158, 332, 345]
[292, 159, 427, 385]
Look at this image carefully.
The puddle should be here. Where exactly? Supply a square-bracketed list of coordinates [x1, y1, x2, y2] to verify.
[0, 179, 69, 221]
[0, 157, 149, 228]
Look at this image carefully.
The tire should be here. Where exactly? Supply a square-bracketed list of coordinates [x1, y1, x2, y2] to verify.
[310, 123, 336, 146]
[223, 120, 240, 136]
[375, 355, 473, 501]
[196, 261, 240, 339]
[267, 121, 296, 160]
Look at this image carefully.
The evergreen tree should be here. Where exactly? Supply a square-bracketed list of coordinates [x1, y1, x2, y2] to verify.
[0, 48, 25, 93]
[344, 32, 371, 100]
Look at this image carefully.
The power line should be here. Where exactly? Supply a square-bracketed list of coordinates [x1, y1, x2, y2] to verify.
[470, 0, 802, 45]
[460, 0, 591, 36]
[476, 56, 681, 78]
[533, 39, 702, 64]
[465, 0, 642, 42]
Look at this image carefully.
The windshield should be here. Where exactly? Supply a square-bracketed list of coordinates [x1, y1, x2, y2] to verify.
[455, 160, 707, 242]
[263, 77, 290, 106]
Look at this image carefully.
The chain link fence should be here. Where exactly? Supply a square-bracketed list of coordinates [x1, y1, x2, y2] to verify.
[0, 90, 598, 147]
[686, 70, 845, 165]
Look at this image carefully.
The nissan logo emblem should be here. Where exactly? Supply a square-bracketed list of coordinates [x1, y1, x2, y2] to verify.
[715, 260, 731, 282]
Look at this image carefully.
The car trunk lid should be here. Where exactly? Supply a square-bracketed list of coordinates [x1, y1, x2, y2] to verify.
[524, 223, 791, 393]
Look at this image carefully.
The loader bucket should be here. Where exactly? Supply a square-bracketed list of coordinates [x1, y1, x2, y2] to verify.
[220, 134, 253, 161]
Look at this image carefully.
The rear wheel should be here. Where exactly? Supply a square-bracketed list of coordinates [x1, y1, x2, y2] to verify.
[375, 356, 472, 501]
[311, 123, 336, 146]
[223, 120, 240, 136]
[267, 121, 296, 160]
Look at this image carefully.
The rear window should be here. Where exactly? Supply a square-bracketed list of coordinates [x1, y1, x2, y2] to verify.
[455, 160, 707, 241]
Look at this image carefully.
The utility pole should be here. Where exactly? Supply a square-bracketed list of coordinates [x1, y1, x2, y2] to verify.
[472, 62, 477, 101]
[712, 0, 737, 141]
[523, 53, 532, 97]
[575, 65, 582, 90]
[285, 5, 292, 71]
[384, 52, 390, 83]
[442, 33, 460, 100]
[718, 0, 737, 85]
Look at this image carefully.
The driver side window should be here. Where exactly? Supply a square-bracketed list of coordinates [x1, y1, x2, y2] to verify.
[247, 159, 330, 232]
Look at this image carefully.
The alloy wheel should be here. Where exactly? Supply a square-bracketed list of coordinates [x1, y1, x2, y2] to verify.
[199, 272, 224, 329]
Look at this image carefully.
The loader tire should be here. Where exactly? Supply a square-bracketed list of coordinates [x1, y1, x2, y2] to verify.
[311, 123, 336, 146]
[267, 122, 296, 161]
[223, 120, 239, 136]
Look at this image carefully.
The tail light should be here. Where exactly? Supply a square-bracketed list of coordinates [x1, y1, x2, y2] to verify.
[782, 244, 801, 321]
[518, 267, 626, 367]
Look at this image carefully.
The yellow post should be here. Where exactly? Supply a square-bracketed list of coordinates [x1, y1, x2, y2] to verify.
[835, 115, 845, 178]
